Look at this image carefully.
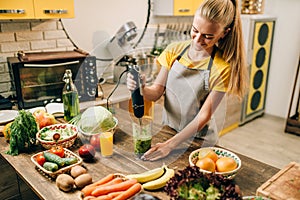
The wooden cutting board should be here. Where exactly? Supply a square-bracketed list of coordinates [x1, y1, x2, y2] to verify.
[256, 162, 300, 200]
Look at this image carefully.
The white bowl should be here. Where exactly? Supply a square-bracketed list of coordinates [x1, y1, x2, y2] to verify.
[77, 117, 118, 141]
[189, 147, 241, 179]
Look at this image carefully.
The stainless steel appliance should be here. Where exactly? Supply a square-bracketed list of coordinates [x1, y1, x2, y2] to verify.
[7, 50, 97, 109]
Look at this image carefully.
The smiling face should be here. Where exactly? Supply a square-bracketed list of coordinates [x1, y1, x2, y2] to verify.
[190, 16, 227, 53]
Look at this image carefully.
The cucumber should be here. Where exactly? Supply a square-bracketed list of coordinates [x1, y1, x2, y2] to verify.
[43, 162, 58, 172]
[62, 157, 78, 166]
[44, 152, 65, 167]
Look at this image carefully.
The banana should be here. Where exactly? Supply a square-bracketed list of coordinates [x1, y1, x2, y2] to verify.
[142, 167, 175, 190]
[125, 166, 165, 183]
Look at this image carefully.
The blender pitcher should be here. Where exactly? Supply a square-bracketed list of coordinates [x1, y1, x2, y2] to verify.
[129, 98, 154, 157]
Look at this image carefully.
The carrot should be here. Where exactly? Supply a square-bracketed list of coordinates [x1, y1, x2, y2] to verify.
[107, 191, 124, 198]
[81, 186, 97, 198]
[81, 174, 115, 197]
[112, 183, 142, 200]
[100, 177, 123, 187]
[85, 177, 123, 197]
[91, 174, 115, 186]
[83, 196, 97, 200]
[91, 179, 138, 197]
[94, 195, 112, 200]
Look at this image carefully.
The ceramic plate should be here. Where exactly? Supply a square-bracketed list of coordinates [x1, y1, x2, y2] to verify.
[0, 110, 18, 124]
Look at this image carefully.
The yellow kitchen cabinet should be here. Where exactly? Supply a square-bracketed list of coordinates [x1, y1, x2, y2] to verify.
[153, 0, 203, 16]
[0, 0, 74, 19]
[34, 0, 74, 19]
[174, 0, 203, 16]
[0, 0, 35, 19]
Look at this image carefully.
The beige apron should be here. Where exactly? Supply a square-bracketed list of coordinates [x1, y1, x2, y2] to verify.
[162, 45, 216, 137]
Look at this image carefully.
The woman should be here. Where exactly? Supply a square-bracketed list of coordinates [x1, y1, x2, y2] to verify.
[127, 0, 248, 161]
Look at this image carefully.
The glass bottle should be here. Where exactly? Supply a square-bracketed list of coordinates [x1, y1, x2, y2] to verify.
[62, 69, 80, 121]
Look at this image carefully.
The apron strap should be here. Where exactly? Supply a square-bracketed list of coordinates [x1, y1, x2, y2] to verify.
[207, 46, 216, 71]
[176, 44, 190, 61]
[176, 44, 217, 71]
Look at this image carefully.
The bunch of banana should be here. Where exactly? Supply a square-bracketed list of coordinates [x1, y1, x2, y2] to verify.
[125, 165, 175, 190]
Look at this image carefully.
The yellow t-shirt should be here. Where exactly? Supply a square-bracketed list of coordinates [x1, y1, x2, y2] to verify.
[157, 40, 231, 92]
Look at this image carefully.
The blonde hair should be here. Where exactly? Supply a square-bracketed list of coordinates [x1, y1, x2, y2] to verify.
[197, 0, 249, 99]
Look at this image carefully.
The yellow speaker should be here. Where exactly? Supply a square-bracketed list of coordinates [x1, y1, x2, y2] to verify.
[241, 16, 276, 124]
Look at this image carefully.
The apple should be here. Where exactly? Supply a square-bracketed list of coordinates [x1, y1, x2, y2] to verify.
[78, 144, 96, 161]
[90, 134, 100, 150]
[33, 109, 56, 129]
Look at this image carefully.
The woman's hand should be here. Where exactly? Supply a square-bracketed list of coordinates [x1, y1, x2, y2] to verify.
[141, 142, 173, 161]
[126, 72, 146, 91]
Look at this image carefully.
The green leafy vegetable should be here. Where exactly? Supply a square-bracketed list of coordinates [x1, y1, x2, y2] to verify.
[177, 180, 220, 200]
[6, 110, 38, 156]
[79, 106, 116, 133]
[165, 166, 242, 200]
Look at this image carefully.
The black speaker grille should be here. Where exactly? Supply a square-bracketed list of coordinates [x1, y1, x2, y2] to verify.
[251, 91, 261, 111]
[258, 23, 269, 45]
[253, 70, 263, 89]
[256, 47, 266, 68]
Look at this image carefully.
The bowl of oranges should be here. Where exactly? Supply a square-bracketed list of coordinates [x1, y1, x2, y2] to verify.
[189, 147, 241, 179]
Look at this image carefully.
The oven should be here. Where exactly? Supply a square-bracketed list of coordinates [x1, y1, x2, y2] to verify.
[7, 51, 98, 109]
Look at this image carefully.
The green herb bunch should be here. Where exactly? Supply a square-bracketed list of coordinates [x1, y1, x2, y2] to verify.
[7, 110, 38, 156]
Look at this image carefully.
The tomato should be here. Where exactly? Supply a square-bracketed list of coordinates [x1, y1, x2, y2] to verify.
[49, 146, 65, 158]
[36, 153, 46, 166]
[90, 134, 100, 150]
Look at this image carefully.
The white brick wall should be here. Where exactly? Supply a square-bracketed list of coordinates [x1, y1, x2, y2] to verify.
[1, 22, 31, 32]
[30, 40, 56, 50]
[0, 41, 30, 53]
[0, 33, 15, 43]
[0, 19, 75, 98]
[16, 31, 43, 41]
[44, 30, 67, 39]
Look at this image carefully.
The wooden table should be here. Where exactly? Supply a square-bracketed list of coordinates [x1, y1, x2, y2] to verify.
[0, 108, 279, 200]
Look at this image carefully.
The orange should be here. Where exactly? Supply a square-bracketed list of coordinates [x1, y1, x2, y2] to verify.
[216, 157, 237, 172]
[196, 157, 216, 172]
[205, 150, 218, 163]
[197, 149, 218, 163]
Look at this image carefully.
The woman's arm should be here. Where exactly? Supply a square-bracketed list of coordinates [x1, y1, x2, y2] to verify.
[142, 66, 168, 101]
[142, 90, 225, 161]
[127, 66, 168, 102]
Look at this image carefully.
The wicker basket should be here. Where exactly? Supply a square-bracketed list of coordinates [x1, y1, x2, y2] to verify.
[36, 124, 78, 149]
[31, 148, 83, 179]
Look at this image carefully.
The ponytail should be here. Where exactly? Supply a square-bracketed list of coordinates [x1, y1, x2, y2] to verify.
[197, 0, 249, 99]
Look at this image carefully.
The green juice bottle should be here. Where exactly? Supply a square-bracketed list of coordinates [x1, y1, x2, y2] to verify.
[62, 69, 80, 121]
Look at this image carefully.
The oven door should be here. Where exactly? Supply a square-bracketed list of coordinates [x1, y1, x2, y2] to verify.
[9, 58, 84, 109]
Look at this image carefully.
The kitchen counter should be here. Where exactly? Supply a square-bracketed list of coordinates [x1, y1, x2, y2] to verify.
[0, 107, 279, 200]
